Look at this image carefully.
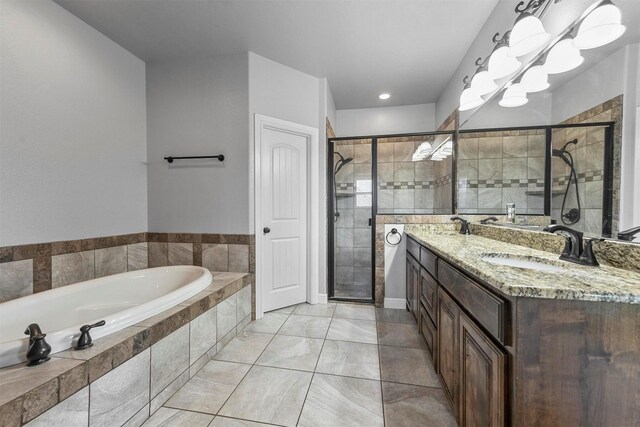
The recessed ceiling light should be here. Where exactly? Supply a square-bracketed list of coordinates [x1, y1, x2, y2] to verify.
[378, 93, 390, 100]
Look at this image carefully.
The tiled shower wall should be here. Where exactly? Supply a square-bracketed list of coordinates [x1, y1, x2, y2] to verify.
[0, 233, 254, 303]
[334, 139, 373, 298]
[555, 95, 622, 236]
[457, 129, 546, 215]
[377, 135, 454, 215]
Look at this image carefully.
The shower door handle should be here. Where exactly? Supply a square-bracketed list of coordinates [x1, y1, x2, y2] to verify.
[263, 227, 271, 234]
[368, 218, 372, 227]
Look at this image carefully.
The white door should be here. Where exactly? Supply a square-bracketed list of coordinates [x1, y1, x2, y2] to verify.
[257, 118, 310, 312]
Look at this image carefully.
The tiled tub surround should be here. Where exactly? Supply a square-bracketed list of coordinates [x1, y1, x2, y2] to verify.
[0, 272, 252, 427]
[0, 233, 254, 303]
[405, 227, 640, 303]
[457, 129, 547, 215]
[377, 135, 454, 215]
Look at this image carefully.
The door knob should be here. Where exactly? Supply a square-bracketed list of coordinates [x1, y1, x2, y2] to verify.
[263, 227, 271, 234]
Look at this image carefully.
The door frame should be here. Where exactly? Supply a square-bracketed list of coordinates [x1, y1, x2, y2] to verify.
[254, 114, 319, 318]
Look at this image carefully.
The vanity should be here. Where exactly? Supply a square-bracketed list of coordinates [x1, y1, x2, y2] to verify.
[405, 231, 640, 427]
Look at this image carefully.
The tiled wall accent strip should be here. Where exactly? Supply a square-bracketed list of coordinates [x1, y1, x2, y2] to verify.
[458, 178, 546, 189]
[0, 233, 255, 303]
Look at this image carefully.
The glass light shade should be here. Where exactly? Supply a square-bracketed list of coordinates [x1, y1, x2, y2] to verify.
[521, 64, 550, 92]
[471, 69, 498, 96]
[508, 13, 551, 57]
[574, 1, 625, 49]
[441, 141, 453, 154]
[499, 83, 528, 108]
[412, 152, 427, 162]
[459, 87, 484, 111]
[430, 156, 444, 161]
[488, 45, 522, 79]
[544, 38, 584, 74]
[416, 142, 432, 155]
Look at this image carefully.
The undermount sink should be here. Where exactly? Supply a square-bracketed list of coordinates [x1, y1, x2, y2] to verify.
[480, 254, 565, 272]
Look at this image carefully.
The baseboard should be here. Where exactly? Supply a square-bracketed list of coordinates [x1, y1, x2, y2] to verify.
[318, 293, 328, 304]
[384, 298, 406, 309]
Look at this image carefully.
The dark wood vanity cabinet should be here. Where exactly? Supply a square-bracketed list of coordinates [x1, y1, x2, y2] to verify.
[405, 248, 420, 322]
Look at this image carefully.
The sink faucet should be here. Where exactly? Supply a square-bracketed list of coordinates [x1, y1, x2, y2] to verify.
[543, 225, 601, 266]
[480, 216, 499, 225]
[24, 323, 51, 366]
[451, 216, 471, 235]
[618, 226, 640, 242]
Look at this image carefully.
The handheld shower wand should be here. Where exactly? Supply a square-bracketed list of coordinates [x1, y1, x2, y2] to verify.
[552, 139, 581, 225]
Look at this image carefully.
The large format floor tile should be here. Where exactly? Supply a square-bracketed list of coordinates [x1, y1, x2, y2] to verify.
[334, 304, 376, 320]
[379, 345, 440, 387]
[382, 382, 457, 427]
[256, 335, 323, 372]
[243, 313, 289, 334]
[278, 315, 331, 339]
[375, 308, 414, 324]
[315, 340, 380, 380]
[219, 366, 312, 427]
[268, 304, 297, 314]
[141, 407, 213, 427]
[377, 321, 426, 348]
[298, 373, 384, 427]
[165, 360, 251, 414]
[326, 318, 378, 344]
[213, 332, 274, 364]
[210, 417, 274, 426]
[293, 303, 336, 317]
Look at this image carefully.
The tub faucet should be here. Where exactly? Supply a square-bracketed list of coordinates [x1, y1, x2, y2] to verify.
[451, 216, 471, 235]
[24, 323, 51, 366]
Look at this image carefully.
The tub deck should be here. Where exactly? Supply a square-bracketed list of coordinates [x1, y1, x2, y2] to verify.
[0, 271, 252, 426]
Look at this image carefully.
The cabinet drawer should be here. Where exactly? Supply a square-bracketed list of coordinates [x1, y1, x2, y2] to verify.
[420, 303, 437, 364]
[438, 260, 506, 343]
[407, 237, 421, 260]
[420, 247, 438, 278]
[420, 268, 437, 323]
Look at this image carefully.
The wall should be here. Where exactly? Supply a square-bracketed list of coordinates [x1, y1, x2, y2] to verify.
[146, 54, 249, 234]
[0, 0, 147, 247]
[336, 104, 436, 137]
[248, 52, 323, 298]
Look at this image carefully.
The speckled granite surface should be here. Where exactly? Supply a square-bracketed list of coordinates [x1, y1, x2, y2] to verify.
[405, 228, 640, 304]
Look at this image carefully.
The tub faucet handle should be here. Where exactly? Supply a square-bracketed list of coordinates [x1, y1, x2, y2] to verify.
[76, 320, 106, 350]
[24, 323, 51, 366]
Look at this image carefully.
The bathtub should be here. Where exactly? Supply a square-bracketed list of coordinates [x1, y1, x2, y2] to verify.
[0, 266, 212, 368]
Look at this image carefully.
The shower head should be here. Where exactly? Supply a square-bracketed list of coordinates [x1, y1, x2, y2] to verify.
[333, 152, 353, 175]
[553, 138, 578, 159]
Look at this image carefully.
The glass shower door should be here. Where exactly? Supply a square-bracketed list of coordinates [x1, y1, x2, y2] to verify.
[330, 138, 373, 301]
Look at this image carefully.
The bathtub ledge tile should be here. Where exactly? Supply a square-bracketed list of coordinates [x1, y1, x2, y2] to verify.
[150, 324, 189, 398]
[0, 397, 22, 427]
[22, 378, 58, 424]
[58, 362, 88, 401]
[136, 305, 191, 345]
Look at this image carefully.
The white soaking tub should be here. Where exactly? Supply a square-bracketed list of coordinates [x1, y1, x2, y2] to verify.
[0, 266, 212, 368]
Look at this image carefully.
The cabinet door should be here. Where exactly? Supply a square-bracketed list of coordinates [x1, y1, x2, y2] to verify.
[459, 313, 505, 427]
[438, 288, 460, 410]
[411, 257, 420, 321]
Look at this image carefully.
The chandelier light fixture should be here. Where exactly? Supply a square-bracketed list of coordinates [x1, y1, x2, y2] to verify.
[458, 0, 625, 112]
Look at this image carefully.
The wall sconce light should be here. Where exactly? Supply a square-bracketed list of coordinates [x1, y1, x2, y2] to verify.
[508, 0, 551, 57]
[471, 56, 498, 96]
[499, 81, 529, 108]
[520, 60, 550, 92]
[487, 31, 522, 80]
[459, 76, 485, 112]
[544, 35, 584, 74]
[574, 0, 625, 49]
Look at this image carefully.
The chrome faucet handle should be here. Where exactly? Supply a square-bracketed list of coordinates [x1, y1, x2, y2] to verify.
[76, 320, 106, 350]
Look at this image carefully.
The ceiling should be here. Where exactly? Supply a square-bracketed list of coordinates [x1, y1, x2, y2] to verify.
[54, 0, 499, 110]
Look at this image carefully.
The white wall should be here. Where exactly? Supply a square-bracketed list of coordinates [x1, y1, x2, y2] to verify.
[248, 52, 323, 294]
[0, 0, 147, 246]
[336, 103, 436, 137]
[146, 54, 249, 233]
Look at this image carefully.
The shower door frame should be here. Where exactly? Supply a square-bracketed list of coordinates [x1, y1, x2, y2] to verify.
[327, 137, 377, 303]
[327, 130, 458, 303]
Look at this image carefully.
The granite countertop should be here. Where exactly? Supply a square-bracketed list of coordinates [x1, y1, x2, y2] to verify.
[406, 231, 640, 304]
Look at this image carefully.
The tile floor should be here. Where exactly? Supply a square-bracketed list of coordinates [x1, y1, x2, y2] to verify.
[143, 303, 457, 427]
